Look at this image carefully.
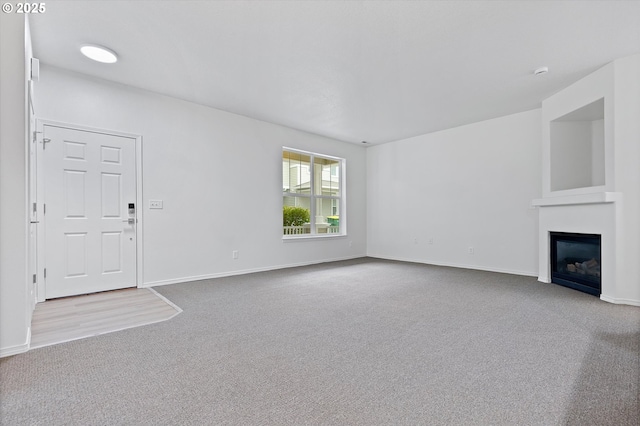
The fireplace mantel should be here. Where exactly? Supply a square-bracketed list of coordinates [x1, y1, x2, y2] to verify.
[532, 192, 621, 208]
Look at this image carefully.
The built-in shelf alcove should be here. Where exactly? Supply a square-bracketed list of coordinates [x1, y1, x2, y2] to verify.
[550, 98, 605, 191]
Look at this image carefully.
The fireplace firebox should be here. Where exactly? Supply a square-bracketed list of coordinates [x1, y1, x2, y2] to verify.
[550, 232, 601, 296]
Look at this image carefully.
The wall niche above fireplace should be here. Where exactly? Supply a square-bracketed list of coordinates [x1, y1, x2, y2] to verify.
[550, 232, 601, 296]
[550, 98, 604, 192]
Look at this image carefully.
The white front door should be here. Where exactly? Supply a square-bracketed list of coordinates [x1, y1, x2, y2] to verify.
[43, 125, 137, 299]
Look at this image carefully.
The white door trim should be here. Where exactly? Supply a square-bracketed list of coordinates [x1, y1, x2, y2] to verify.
[34, 119, 143, 302]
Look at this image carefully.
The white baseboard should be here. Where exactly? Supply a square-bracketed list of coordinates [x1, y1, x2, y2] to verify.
[600, 294, 640, 307]
[539, 281, 640, 307]
[0, 327, 30, 358]
[366, 254, 538, 277]
[369, 256, 640, 306]
[142, 255, 365, 288]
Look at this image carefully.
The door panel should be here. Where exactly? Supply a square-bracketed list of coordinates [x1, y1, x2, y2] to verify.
[101, 231, 122, 273]
[44, 125, 136, 299]
[101, 173, 121, 217]
[64, 233, 87, 277]
[64, 170, 87, 217]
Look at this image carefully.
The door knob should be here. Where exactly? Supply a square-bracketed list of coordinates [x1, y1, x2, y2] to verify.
[122, 218, 135, 225]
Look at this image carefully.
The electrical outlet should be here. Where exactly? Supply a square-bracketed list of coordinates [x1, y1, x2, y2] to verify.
[232, 250, 239, 259]
[468, 246, 474, 254]
[149, 200, 163, 209]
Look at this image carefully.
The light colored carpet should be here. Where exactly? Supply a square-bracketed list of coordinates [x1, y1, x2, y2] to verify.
[1, 258, 639, 425]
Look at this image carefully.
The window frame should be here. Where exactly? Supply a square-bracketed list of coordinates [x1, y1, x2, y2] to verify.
[282, 147, 346, 240]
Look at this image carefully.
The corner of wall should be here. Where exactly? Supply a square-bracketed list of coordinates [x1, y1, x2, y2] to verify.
[0, 12, 31, 356]
[0, 328, 30, 358]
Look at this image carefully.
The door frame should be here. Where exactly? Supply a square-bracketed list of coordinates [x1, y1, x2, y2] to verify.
[34, 119, 143, 302]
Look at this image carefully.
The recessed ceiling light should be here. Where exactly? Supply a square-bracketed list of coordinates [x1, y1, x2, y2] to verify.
[80, 45, 118, 63]
[534, 66, 549, 76]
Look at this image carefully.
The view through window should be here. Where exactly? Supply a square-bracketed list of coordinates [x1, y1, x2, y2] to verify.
[282, 148, 344, 237]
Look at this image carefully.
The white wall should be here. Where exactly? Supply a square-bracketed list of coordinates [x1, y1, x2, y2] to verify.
[550, 121, 593, 191]
[591, 119, 605, 186]
[367, 109, 541, 276]
[612, 54, 640, 303]
[36, 66, 367, 287]
[0, 14, 31, 356]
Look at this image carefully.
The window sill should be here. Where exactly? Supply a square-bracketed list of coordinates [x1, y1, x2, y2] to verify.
[282, 234, 347, 242]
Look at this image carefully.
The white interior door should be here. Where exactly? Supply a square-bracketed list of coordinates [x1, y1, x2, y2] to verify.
[43, 125, 137, 299]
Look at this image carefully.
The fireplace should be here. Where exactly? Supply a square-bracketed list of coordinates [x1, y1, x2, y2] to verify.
[550, 232, 601, 296]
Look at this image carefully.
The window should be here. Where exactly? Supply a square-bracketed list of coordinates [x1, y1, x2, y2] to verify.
[282, 148, 344, 237]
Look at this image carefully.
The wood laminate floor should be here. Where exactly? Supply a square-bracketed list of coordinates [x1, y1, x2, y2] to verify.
[30, 287, 181, 349]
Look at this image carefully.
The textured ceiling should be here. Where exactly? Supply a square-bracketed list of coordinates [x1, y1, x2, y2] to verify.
[29, 1, 640, 145]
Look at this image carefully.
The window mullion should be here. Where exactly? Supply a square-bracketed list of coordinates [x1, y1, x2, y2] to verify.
[309, 153, 315, 234]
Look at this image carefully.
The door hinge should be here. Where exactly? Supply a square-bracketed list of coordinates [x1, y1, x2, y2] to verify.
[42, 138, 51, 150]
[43, 204, 46, 215]
[44, 268, 46, 279]
[33, 130, 42, 143]
[33, 274, 37, 284]
[33, 202, 37, 214]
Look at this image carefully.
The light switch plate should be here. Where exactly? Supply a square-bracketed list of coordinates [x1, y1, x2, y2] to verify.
[149, 200, 163, 209]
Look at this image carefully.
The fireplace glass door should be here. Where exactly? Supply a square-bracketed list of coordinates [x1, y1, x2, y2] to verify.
[550, 232, 601, 296]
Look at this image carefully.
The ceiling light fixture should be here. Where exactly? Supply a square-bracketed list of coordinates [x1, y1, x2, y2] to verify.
[534, 66, 549, 76]
[80, 45, 118, 63]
